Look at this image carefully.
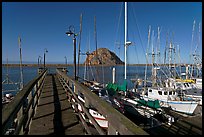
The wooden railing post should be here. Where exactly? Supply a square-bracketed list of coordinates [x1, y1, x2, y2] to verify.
[2, 70, 47, 135]
[55, 68, 148, 135]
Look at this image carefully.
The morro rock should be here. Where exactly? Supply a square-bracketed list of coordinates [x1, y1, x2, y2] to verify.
[84, 48, 124, 65]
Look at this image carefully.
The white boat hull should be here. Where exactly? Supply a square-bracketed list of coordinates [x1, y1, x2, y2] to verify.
[159, 100, 198, 114]
[75, 97, 108, 128]
[89, 109, 108, 128]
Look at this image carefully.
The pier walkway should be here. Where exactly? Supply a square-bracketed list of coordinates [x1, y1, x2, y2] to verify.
[3, 68, 201, 135]
[28, 74, 85, 135]
[2, 68, 148, 135]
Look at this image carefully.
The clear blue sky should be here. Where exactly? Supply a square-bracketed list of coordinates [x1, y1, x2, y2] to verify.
[2, 2, 202, 64]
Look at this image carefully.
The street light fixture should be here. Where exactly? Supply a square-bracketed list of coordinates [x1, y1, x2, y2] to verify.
[44, 48, 48, 69]
[66, 25, 77, 80]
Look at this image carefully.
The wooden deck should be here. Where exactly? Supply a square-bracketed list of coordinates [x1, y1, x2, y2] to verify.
[144, 106, 202, 135]
[28, 74, 85, 135]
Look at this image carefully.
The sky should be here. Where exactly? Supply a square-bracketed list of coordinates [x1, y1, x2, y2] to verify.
[2, 2, 202, 64]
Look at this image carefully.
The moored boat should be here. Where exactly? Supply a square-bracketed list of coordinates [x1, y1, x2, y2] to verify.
[141, 87, 199, 115]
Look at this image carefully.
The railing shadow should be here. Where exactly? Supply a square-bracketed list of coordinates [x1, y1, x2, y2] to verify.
[52, 74, 65, 135]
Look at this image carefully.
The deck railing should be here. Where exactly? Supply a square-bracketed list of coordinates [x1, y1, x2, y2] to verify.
[2, 69, 47, 135]
[56, 68, 148, 135]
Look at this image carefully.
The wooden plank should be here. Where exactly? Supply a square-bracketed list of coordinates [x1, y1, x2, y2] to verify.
[29, 74, 85, 135]
[56, 69, 148, 135]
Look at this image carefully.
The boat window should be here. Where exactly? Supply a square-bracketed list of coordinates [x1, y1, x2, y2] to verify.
[164, 91, 167, 95]
[169, 91, 172, 95]
[173, 91, 175, 95]
[158, 91, 162, 95]
[149, 89, 152, 92]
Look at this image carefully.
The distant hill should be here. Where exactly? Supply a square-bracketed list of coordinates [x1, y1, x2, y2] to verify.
[84, 48, 124, 65]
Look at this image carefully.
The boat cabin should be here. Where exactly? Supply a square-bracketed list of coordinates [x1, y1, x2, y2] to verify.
[145, 87, 178, 101]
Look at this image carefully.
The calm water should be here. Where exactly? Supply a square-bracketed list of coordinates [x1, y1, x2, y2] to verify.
[2, 65, 188, 96]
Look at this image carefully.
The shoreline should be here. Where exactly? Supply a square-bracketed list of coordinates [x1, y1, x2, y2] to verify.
[2, 63, 190, 67]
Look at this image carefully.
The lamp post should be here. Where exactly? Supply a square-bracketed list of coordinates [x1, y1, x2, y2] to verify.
[66, 25, 77, 80]
[38, 56, 42, 67]
[44, 48, 48, 69]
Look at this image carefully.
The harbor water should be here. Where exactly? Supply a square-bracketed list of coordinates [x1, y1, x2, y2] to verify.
[2, 65, 187, 96]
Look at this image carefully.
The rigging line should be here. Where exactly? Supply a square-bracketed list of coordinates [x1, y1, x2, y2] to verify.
[164, 31, 169, 64]
[157, 27, 161, 64]
[190, 20, 196, 64]
[194, 22, 201, 55]
[154, 63, 168, 79]
[84, 31, 90, 80]
[89, 64, 95, 82]
[177, 45, 182, 77]
[130, 3, 146, 62]
[94, 16, 100, 82]
[144, 25, 151, 89]
[129, 26, 140, 66]
[114, 2, 123, 57]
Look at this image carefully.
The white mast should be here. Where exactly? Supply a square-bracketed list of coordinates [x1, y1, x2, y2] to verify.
[144, 25, 151, 90]
[124, 2, 127, 80]
[124, 2, 132, 80]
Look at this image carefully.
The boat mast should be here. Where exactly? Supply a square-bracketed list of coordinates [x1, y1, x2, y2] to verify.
[124, 2, 127, 80]
[18, 36, 24, 90]
[144, 25, 151, 90]
[78, 13, 83, 77]
[190, 20, 196, 78]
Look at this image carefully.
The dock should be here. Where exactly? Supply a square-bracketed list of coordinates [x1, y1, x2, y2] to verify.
[28, 74, 85, 135]
[2, 68, 202, 135]
[2, 68, 148, 135]
[145, 106, 202, 135]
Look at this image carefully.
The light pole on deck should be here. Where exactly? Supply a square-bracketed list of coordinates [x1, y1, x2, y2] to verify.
[38, 56, 42, 67]
[44, 48, 48, 69]
[66, 25, 77, 80]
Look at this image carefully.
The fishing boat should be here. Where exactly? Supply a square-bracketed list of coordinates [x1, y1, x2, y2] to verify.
[164, 75, 202, 106]
[164, 77, 196, 90]
[141, 87, 199, 115]
[105, 2, 176, 128]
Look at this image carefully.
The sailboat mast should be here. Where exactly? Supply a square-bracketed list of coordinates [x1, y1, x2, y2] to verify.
[78, 13, 83, 77]
[18, 36, 24, 90]
[144, 25, 151, 89]
[124, 2, 127, 80]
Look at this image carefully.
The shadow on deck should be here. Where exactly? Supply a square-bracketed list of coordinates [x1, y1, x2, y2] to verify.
[28, 74, 85, 135]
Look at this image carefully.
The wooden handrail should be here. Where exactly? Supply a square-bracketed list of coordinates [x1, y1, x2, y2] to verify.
[2, 69, 47, 135]
[56, 68, 148, 135]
